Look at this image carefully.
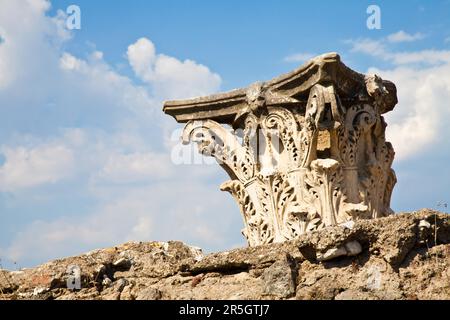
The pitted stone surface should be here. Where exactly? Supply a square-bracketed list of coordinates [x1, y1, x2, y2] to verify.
[164, 53, 398, 246]
[1, 210, 449, 300]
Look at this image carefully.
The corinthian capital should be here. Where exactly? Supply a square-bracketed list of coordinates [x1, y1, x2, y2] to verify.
[163, 53, 398, 246]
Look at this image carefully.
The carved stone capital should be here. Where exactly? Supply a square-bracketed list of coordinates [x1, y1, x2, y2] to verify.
[164, 53, 398, 246]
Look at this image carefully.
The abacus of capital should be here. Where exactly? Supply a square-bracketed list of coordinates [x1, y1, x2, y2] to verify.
[163, 53, 398, 246]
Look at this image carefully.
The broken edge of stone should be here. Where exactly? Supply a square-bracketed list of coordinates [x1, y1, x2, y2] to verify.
[187, 210, 449, 274]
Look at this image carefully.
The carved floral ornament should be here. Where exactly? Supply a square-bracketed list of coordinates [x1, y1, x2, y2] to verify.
[163, 53, 398, 246]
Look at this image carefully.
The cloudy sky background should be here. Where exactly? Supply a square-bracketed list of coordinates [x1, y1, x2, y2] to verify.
[0, 0, 449, 269]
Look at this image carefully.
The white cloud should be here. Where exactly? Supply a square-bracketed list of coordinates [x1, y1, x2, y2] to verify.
[387, 30, 425, 43]
[127, 37, 221, 99]
[59, 52, 83, 70]
[348, 38, 450, 66]
[0, 0, 69, 89]
[377, 63, 450, 160]
[0, 143, 74, 191]
[4, 181, 240, 264]
[390, 50, 450, 65]
[97, 152, 173, 183]
[283, 52, 316, 63]
[0, 0, 241, 269]
[346, 35, 450, 161]
[58, 51, 156, 118]
[126, 37, 156, 81]
[347, 38, 387, 57]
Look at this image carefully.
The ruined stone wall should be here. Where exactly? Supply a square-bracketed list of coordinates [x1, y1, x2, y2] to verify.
[1, 210, 449, 300]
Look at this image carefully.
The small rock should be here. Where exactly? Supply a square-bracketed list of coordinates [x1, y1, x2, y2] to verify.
[261, 255, 296, 298]
[191, 274, 203, 287]
[335, 289, 377, 300]
[18, 292, 33, 299]
[33, 286, 49, 296]
[317, 241, 362, 261]
[120, 285, 135, 300]
[95, 264, 106, 275]
[345, 241, 362, 256]
[317, 246, 347, 261]
[115, 278, 128, 292]
[102, 292, 120, 300]
[102, 275, 112, 287]
[188, 246, 204, 262]
[135, 287, 162, 300]
[419, 220, 431, 229]
[341, 221, 355, 229]
[418, 220, 433, 244]
[366, 265, 382, 290]
[113, 258, 131, 269]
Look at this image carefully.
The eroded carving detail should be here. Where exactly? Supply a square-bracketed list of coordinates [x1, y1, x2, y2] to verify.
[164, 53, 398, 246]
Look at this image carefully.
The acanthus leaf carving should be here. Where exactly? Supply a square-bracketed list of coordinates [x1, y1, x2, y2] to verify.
[168, 54, 398, 247]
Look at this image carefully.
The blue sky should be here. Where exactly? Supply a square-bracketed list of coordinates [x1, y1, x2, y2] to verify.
[0, 0, 449, 269]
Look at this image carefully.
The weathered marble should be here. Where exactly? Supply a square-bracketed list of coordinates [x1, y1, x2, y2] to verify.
[163, 53, 398, 246]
